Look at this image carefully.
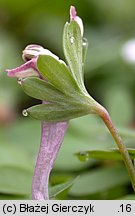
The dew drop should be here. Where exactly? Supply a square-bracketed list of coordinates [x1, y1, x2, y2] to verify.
[83, 41, 87, 46]
[22, 109, 28, 117]
[70, 36, 74, 44]
[83, 42, 87, 46]
[17, 78, 23, 85]
[82, 37, 88, 47]
[77, 151, 89, 162]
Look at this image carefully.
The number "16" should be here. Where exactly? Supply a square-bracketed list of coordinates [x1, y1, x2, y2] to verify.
[119, 204, 132, 212]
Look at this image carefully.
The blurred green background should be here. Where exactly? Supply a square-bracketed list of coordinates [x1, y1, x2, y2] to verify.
[1, 0, 135, 200]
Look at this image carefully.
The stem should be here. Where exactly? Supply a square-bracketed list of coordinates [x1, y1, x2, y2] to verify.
[95, 104, 135, 192]
[32, 121, 68, 200]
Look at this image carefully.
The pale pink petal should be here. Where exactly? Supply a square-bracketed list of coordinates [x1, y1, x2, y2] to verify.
[22, 44, 59, 62]
[70, 5, 77, 21]
[74, 16, 84, 36]
[6, 58, 39, 78]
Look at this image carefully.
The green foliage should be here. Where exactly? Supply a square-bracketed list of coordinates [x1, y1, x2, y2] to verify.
[76, 149, 135, 161]
[37, 55, 79, 94]
[104, 86, 134, 126]
[25, 52, 97, 121]
[27, 103, 89, 121]
[0, 166, 32, 195]
[69, 166, 129, 197]
[63, 21, 84, 89]
[0, 115, 135, 199]
[49, 176, 79, 198]
[22, 77, 69, 104]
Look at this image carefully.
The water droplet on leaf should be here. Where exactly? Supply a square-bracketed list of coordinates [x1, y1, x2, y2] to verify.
[22, 109, 28, 117]
[82, 37, 88, 47]
[17, 78, 23, 85]
[70, 36, 74, 44]
[77, 151, 89, 162]
[83, 42, 87, 46]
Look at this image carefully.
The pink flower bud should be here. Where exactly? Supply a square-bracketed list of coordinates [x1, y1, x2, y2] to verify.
[22, 44, 59, 62]
[6, 44, 60, 79]
[6, 58, 39, 78]
[70, 6, 84, 36]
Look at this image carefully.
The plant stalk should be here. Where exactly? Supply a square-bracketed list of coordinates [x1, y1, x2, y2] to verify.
[32, 121, 68, 200]
[95, 104, 135, 192]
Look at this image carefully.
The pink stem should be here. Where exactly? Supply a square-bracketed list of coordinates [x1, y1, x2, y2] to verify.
[32, 121, 68, 200]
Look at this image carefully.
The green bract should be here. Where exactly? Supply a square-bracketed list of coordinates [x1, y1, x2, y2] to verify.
[37, 55, 79, 94]
[26, 103, 90, 122]
[63, 21, 84, 89]
[22, 20, 97, 121]
[22, 77, 67, 104]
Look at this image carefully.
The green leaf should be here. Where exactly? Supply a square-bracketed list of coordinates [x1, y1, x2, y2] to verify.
[76, 148, 135, 161]
[69, 165, 130, 196]
[22, 77, 68, 104]
[37, 55, 79, 95]
[27, 102, 90, 121]
[104, 86, 134, 126]
[0, 143, 33, 170]
[0, 166, 32, 195]
[5, 119, 40, 154]
[49, 176, 79, 198]
[63, 21, 84, 89]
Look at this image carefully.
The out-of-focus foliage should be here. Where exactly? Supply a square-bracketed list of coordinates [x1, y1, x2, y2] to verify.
[1, 0, 135, 199]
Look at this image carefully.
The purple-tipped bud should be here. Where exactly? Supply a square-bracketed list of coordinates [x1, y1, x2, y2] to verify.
[22, 44, 59, 62]
[6, 44, 61, 79]
[70, 6, 84, 36]
[6, 58, 39, 78]
[70, 5, 77, 19]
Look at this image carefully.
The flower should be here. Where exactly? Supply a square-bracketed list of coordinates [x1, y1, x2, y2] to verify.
[6, 44, 59, 78]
